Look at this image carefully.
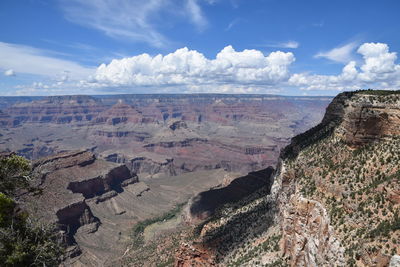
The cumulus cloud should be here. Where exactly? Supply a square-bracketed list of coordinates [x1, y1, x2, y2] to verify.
[357, 43, 399, 81]
[60, 0, 213, 47]
[0, 42, 94, 78]
[4, 69, 15, 76]
[7, 42, 400, 95]
[93, 45, 295, 90]
[315, 42, 357, 63]
[290, 42, 400, 91]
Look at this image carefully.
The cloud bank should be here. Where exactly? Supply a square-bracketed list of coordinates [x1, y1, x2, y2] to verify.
[93, 46, 295, 91]
[8, 42, 400, 95]
[290, 42, 400, 91]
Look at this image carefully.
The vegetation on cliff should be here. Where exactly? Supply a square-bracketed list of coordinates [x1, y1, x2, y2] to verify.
[0, 154, 64, 266]
[289, 134, 400, 265]
[171, 90, 400, 266]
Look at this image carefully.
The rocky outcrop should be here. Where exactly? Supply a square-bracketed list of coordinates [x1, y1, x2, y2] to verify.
[175, 243, 216, 267]
[281, 195, 345, 267]
[21, 150, 139, 263]
[338, 97, 400, 147]
[282, 91, 400, 159]
[56, 200, 101, 245]
[128, 156, 177, 177]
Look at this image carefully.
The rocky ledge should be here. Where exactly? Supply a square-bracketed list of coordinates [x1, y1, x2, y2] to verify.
[21, 150, 138, 260]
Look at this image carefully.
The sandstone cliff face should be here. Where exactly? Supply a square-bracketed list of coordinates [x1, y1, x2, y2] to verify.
[3, 95, 106, 125]
[266, 91, 400, 266]
[339, 99, 400, 147]
[281, 196, 345, 266]
[175, 91, 400, 267]
[94, 102, 147, 125]
[275, 164, 346, 267]
[281, 91, 400, 160]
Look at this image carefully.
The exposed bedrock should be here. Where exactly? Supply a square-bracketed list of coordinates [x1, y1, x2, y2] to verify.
[2, 95, 106, 126]
[282, 92, 400, 160]
[324, 92, 400, 147]
[94, 102, 146, 125]
[56, 200, 101, 245]
[22, 150, 140, 263]
[281, 195, 345, 267]
[128, 156, 177, 177]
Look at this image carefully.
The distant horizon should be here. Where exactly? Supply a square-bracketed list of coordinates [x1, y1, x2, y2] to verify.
[0, 92, 338, 98]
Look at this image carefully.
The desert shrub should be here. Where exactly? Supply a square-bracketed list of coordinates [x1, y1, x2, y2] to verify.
[0, 154, 30, 195]
[369, 212, 400, 238]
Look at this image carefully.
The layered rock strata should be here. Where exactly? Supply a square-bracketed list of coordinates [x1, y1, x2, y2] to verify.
[176, 90, 400, 267]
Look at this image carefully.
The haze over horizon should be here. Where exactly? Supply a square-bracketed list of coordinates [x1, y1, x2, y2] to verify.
[1, 0, 400, 96]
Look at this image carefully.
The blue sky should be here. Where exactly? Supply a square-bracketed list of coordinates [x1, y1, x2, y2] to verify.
[1, 0, 400, 96]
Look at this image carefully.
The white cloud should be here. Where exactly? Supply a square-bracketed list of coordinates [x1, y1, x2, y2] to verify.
[259, 41, 300, 49]
[281, 41, 299, 49]
[4, 69, 15, 76]
[357, 43, 398, 78]
[60, 0, 212, 47]
[186, 0, 208, 30]
[290, 42, 400, 91]
[93, 45, 295, 90]
[0, 42, 94, 78]
[315, 42, 357, 63]
[7, 42, 400, 95]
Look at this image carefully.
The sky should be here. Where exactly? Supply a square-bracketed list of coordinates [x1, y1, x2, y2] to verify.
[1, 0, 400, 96]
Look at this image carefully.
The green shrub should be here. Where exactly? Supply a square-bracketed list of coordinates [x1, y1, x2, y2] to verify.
[0, 154, 30, 195]
[0, 154, 64, 266]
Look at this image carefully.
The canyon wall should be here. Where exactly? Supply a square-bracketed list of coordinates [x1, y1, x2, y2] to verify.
[176, 90, 400, 267]
[0, 94, 331, 177]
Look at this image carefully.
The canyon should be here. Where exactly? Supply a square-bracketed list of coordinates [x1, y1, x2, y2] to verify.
[0, 94, 330, 178]
[2, 91, 399, 266]
[0, 94, 331, 265]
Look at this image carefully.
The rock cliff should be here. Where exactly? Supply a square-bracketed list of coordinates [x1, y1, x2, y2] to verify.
[21, 150, 140, 265]
[175, 90, 400, 267]
[3, 95, 106, 125]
